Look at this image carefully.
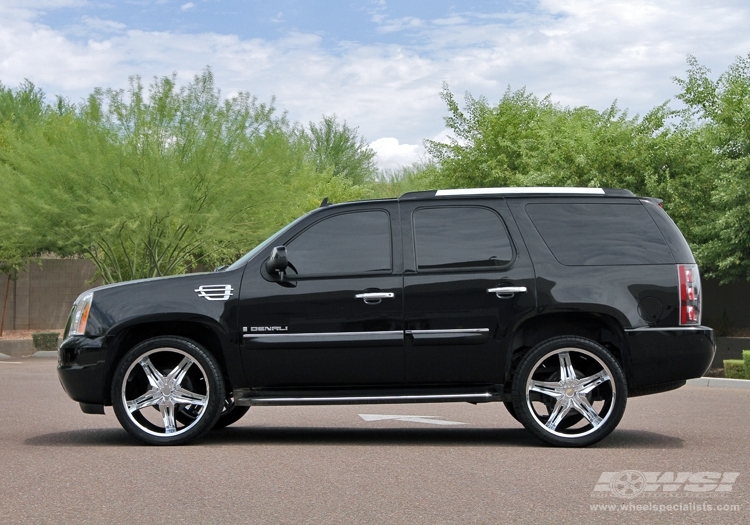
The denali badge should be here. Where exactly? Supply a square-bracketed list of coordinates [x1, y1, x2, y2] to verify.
[195, 285, 234, 301]
[250, 326, 288, 332]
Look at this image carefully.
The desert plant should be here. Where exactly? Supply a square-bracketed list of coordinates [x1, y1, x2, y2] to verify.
[32, 332, 59, 352]
[724, 359, 746, 379]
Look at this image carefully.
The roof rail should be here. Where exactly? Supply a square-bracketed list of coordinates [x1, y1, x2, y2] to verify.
[399, 187, 635, 200]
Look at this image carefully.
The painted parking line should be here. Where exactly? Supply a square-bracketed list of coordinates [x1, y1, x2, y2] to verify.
[0, 361, 22, 364]
[359, 414, 467, 426]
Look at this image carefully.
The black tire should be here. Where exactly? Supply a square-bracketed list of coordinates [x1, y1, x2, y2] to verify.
[111, 336, 225, 445]
[511, 336, 627, 447]
[503, 401, 520, 422]
[175, 391, 249, 430]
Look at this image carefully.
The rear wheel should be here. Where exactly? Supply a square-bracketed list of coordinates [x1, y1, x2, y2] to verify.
[511, 336, 627, 447]
[111, 336, 225, 445]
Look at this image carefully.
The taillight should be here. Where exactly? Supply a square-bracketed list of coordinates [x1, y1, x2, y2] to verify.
[678, 264, 701, 325]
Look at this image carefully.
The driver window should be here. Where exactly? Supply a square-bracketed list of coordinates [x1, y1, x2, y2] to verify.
[288, 210, 392, 276]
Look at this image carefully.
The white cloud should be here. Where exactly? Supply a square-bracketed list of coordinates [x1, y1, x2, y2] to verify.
[370, 138, 423, 170]
[0, 0, 749, 170]
[180, 2, 194, 11]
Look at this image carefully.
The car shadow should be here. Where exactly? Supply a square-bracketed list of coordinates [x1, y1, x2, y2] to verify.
[24, 426, 683, 449]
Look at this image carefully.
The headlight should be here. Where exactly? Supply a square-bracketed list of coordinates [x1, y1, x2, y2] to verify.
[66, 292, 94, 337]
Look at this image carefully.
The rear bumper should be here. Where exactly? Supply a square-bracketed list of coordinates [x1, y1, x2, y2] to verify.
[625, 326, 715, 390]
[57, 335, 108, 405]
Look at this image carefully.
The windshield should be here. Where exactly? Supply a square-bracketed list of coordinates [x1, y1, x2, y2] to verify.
[225, 213, 310, 271]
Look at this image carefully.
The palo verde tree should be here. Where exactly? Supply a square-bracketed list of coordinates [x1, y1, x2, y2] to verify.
[305, 115, 378, 185]
[0, 69, 369, 283]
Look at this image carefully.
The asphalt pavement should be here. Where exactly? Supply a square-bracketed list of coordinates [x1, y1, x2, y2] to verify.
[1, 357, 748, 525]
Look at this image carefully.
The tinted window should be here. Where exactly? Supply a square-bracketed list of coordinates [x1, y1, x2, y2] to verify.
[526, 203, 674, 266]
[288, 211, 391, 275]
[414, 206, 513, 270]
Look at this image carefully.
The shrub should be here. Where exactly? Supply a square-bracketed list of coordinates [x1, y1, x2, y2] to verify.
[744, 350, 750, 379]
[724, 359, 746, 379]
[32, 332, 59, 352]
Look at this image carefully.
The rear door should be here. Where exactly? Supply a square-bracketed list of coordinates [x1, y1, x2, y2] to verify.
[400, 198, 536, 385]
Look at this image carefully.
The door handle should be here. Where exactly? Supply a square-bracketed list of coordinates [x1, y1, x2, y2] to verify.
[355, 292, 395, 304]
[487, 286, 527, 298]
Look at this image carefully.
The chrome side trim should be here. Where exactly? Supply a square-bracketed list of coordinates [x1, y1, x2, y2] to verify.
[406, 329, 489, 335]
[240, 393, 494, 405]
[243, 330, 403, 339]
[625, 326, 712, 332]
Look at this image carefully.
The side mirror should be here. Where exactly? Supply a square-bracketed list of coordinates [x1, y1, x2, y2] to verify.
[265, 246, 288, 275]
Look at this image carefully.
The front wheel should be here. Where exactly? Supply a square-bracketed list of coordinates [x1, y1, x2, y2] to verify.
[176, 391, 249, 430]
[511, 336, 627, 447]
[111, 336, 226, 445]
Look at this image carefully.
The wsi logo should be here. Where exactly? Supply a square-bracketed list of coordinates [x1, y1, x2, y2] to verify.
[195, 285, 234, 301]
[593, 471, 740, 498]
[250, 326, 288, 332]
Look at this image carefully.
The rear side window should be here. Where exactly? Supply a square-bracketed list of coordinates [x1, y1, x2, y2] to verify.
[413, 206, 514, 271]
[288, 210, 392, 275]
[526, 202, 674, 266]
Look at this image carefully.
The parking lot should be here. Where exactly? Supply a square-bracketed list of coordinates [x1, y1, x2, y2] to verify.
[1, 357, 748, 524]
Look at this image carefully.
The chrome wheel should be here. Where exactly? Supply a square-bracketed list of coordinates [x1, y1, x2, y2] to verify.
[112, 337, 225, 445]
[512, 336, 627, 447]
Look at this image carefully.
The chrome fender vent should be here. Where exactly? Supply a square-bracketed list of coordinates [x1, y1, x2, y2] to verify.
[195, 284, 234, 301]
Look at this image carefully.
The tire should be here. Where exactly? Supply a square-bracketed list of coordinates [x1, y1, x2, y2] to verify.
[503, 401, 520, 422]
[175, 390, 249, 430]
[111, 336, 225, 445]
[511, 336, 627, 447]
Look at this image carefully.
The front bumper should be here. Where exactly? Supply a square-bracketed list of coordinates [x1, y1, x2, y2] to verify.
[57, 335, 108, 405]
[625, 326, 715, 389]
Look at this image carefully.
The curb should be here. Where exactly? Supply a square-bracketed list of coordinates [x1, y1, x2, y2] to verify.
[32, 351, 57, 358]
[687, 377, 750, 390]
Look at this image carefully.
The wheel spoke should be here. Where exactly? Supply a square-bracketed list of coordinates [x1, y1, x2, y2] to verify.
[572, 395, 603, 427]
[545, 398, 572, 431]
[172, 386, 208, 407]
[139, 357, 164, 388]
[127, 388, 160, 413]
[167, 356, 194, 386]
[529, 380, 564, 399]
[577, 370, 610, 394]
[160, 403, 177, 434]
[558, 352, 577, 382]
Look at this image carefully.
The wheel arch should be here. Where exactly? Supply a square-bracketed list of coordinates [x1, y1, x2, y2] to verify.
[505, 312, 631, 389]
[101, 317, 237, 405]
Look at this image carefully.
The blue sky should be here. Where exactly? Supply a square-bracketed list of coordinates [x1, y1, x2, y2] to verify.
[2, 0, 750, 168]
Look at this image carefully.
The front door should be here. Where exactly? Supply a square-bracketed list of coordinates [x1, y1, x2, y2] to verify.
[238, 204, 404, 388]
[400, 199, 536, 385]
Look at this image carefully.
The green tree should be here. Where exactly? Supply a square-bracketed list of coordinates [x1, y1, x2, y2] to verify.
[0, 70, 355, 282]
[423, 82, 713, 259]
[674, 54, 750, 282]
[306, 115, 377, 184]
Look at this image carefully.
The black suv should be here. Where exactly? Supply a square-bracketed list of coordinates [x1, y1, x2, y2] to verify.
[58, 187, 714, 446]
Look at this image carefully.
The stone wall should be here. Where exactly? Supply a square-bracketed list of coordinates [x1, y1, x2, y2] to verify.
[0, 259, 102, 331]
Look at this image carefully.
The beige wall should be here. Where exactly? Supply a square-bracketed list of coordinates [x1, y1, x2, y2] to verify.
[1, 259, 102, 331]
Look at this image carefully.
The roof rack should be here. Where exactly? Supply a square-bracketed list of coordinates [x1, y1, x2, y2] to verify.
[398, 187, 635, 200]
